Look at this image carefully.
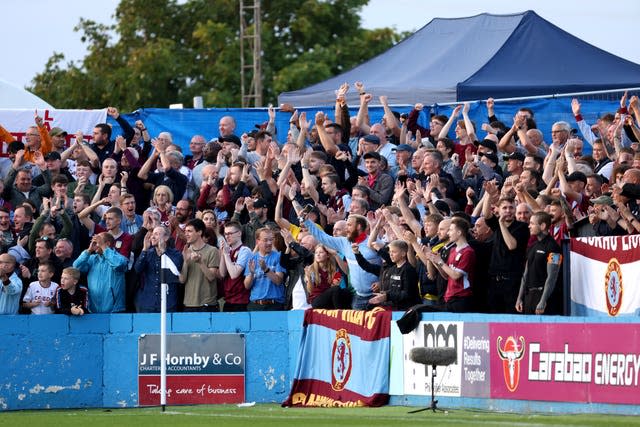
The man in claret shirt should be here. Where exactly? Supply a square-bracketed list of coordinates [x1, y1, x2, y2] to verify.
[218, 221, 252, 312]
[82, 207, 133, 260]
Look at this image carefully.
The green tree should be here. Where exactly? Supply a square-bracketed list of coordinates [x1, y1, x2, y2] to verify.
[29, 0, 407, 110]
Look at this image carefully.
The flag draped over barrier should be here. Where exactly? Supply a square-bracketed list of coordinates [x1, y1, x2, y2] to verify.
[283, 308, 392, 407]
[570, 236, 640, 316]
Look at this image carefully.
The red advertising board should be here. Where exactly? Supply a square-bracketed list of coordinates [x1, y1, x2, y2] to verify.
[491, 323, 640, 404]
[138, 375, 244, 405]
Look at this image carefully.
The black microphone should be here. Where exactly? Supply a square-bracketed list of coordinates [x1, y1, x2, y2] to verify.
[409, 347, 457, 366]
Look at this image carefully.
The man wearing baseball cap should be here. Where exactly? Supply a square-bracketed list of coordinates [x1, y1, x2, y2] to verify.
[391, 144, 416, 178]
[355, 134, 380, 173]
[504, 151, 525, 178]
[358, 152, 393, 210]
[49, 127, 68, 153]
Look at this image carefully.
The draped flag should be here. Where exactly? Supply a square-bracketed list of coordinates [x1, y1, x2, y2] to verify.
[570, 236, 640, 316]
[283, 308, 391, 407]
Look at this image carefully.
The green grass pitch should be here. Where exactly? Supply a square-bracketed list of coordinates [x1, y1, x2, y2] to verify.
[1, 404, 639, 427]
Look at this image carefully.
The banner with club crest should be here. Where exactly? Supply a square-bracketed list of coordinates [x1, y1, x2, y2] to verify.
[570, 236, 640, 316]
[283, 308, 391, 407]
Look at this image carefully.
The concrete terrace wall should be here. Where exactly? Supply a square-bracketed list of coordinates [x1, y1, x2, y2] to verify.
[1, 311, 639, 414]
[0, 312, 305, 410]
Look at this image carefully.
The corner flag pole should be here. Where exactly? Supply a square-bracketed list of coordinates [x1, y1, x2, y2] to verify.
[160, 254, 168, 412]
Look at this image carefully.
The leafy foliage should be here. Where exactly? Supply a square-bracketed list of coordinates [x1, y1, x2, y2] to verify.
[29, 0, 406, 110]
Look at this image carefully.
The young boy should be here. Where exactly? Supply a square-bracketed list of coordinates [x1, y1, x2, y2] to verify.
[356, 240, 421, 311]
[54, 267, 89, 315]
[22, 261, 59, 315]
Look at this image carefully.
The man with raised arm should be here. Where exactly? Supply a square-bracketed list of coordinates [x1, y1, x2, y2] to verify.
[482, 182, 530, 314]
[302, 212, 379, 310]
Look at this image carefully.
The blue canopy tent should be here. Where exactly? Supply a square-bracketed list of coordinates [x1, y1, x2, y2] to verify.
[278, 11, 640, 106]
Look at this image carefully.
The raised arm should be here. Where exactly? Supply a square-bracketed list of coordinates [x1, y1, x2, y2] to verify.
[334, 83, 349, 129]
[91, 173, 109, 205]
[315, 111, 339, 156]
[266, 104, 277, 143]
[81, 142, 100, 168]
[486, 97, 497, 122]
[296, 112, 310, 154]
[302, 218, 346, 254]
[482, 180, 499, 219]
[255, 150, 278, 197]
[438, 105, 461, 140]
[542, 146, 561, 185]
[625, 112, 640, 143]
[471, 189, 489, 218]
[77, 196, 109, 232]
[379, 95, 401, 138]
[108, 107, 135, 143]
[564, 140, 578, 174]
[556, 155, 581, 203]
[336, 102, 351, 146]
[519, 128, 542, 156]
[395, 183, 422, 236]
[571, 98, 597, 147]
[498, 115, 522, 154]
[406, 103, 430, 137]
[0, 122, 16, 144]
[137, 139, 161, 181]
[34, 111, 53, 155]
[462, 102, 477, 142]
[61, 132, 81, 166]
[274, 186, 292, 231]
[355, 81, 371, 134]
[515, 183, 542, 212]
[276, 148, 301, 188]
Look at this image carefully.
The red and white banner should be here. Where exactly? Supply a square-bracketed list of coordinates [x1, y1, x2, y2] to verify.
[570, 236, 640, 316]
[0, 108, 107, 149]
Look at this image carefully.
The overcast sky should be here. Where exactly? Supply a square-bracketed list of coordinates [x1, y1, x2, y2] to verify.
[3, 0, 639, 90]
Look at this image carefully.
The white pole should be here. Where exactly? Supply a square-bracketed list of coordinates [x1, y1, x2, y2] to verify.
[160, 255, 168, 412]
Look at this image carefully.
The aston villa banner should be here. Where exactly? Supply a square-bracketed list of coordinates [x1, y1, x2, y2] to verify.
[283, 308, 392, 407]
[570, 236, 640, 316]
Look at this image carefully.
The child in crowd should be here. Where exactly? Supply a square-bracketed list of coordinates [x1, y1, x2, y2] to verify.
[22, 261, 59, 314]
[54, 267, 89, 315]
[364, 240, 421, 311]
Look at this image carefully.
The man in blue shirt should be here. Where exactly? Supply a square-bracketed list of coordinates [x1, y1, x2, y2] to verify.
[243, 227, 286, 311]
[0, 254, 21, 314]
[303, 214, 380, 310]
[73, 232, 128, 313]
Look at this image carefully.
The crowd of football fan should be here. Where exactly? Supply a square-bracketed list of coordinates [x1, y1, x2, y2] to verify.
[1, 83, 639, 316]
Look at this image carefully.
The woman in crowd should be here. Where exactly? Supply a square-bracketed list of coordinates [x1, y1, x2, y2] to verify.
[150, 185, 176, 226]
[304, 244, 351, 309]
